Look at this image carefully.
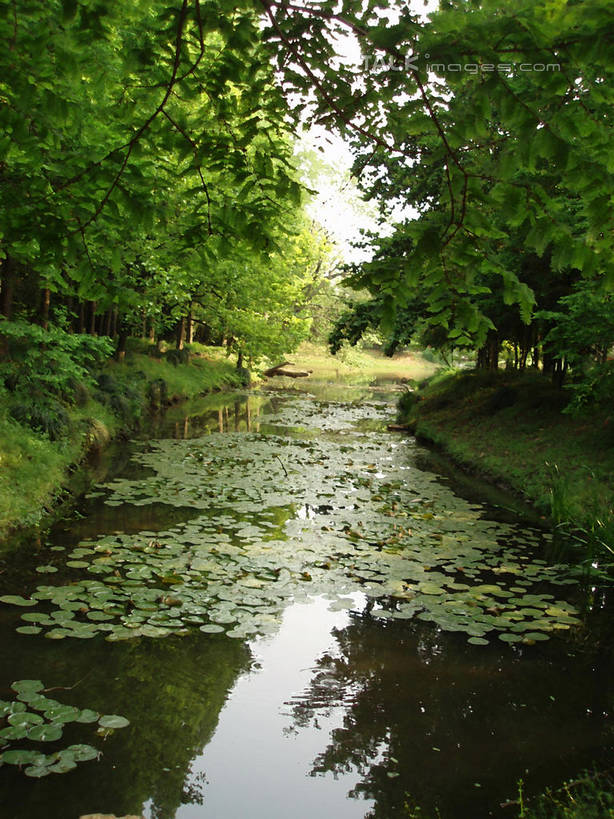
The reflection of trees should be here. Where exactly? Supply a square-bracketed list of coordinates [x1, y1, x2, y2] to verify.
[289, 607, 614, 818]
[0, 628, 250, 819]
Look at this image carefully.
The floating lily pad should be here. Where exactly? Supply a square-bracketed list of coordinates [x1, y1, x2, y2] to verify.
[0, 749, 47, 766]
[98, 715, 130, 729]
[24, 765, 51, 778]
[8, 712, 44, 728]
[523, 632, 551, 642]
[65, 744, 99, 762]
[0, 726, 28, 741]
[0, 595, 36, 607]
[498, 633, 523, 643]
[27, 724, 63, 742]
[44, 705, 80, 724]
[48, 752, 77, 774]
[11, 680, 44, 695]
[76, 709, 99, 724]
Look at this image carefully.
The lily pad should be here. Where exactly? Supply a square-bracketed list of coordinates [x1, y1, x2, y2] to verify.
[498, 633, 523, 643]
[65, 744, 99, 762]
[27, 723, 63, 742]
[24, 765, 51, 778]
[98, 714, 130, 729]
[0, 749, 47, 766]
[8, 712, 44, 728]
[44, 705, 80, 724]
[0, 595, 36, 607]
[11, 680, 44, 695]
[76, 709, 99, 724]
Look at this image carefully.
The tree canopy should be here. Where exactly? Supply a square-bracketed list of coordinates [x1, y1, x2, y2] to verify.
[1, 0, 613, 398]
[259, 0, 613, 380]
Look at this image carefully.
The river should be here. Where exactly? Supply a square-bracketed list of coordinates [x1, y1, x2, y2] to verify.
[0, 383, 612, 818]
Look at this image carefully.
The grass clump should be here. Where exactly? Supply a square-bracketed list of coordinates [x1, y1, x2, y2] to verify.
[517, 771, 614, 818]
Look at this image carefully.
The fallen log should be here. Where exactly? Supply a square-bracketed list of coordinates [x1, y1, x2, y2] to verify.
[387, 423, 410, 431]
[272, 368, 311, 378]
[263, 361, 293, 377]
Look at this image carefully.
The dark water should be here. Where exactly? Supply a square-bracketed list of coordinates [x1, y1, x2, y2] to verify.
[0, 383, 612, 819]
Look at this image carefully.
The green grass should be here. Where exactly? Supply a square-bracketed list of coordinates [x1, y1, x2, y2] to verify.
[400, 370, 614, 546]
[0, 345, 242, 536]
[281, 341, 439, 382]
[517, 771, 614, 818]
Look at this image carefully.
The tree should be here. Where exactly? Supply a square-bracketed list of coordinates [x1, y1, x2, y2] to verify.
[261, 0, 614, 350]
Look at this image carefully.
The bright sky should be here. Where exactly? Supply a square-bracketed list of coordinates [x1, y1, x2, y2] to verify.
[294, 0, 440, 264]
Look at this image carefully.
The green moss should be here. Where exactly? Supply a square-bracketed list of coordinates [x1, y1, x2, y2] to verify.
[0, 347, 243, 536]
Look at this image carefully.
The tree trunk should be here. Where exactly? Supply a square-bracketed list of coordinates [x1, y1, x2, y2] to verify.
[0, 256, 16, 318]
[40, 287, 50, 330]
[187, 304, 194, 344]
[110, 307, 118, 339]
[103, 308, 113, 337]
[89, 301, 97, 335]
[176, 316, 186, 351]
[477, 331, 499, 370]
[115, 316, 128, 361]
[78, 301, 86, 333]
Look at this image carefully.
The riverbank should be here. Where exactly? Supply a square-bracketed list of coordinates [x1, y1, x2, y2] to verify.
[0, 345, 242, 537]
[399, 369, 614, 548]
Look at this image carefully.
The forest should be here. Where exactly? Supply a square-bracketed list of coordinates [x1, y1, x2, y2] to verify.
[1, 1, 613, 817]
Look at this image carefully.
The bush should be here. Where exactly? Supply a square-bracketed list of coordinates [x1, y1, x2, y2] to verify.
[0, 319, 112, 403]
[94, 372, 142, 424]
[398, 389, 421, 419]
[165, 348, 190, 366]
[10, 398, 70, 441]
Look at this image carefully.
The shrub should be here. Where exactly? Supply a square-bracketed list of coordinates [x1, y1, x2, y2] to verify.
[0, 319, 112, 403]
[10, 398, 70, 441]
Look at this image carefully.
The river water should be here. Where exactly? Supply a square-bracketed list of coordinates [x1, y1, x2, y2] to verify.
[0, 383, 612, 818]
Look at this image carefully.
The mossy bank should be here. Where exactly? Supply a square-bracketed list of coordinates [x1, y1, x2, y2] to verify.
[399, 370, 614, 549]
[0, 344, 243, 537]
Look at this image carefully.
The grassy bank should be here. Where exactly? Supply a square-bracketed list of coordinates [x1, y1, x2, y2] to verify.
[399, 369, 614, 548]
[283, 341, 439, 382]
[0, 344, 242, 536]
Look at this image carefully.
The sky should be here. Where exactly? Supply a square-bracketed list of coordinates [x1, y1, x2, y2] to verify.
[293, 0, 440, 264]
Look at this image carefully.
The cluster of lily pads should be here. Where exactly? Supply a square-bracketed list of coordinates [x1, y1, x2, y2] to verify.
[0, 396, 583, 646]
[0, 679, 128, 778]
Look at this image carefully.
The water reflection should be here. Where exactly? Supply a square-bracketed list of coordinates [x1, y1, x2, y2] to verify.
[174, 595, 374, 819]
[285, 604, 614, 818]
[0, 629, 250, 819]
[2, 385, 613, 819]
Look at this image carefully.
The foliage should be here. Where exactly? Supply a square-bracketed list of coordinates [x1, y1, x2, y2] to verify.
[518, 770, 614, 818]
[538, 280, 614, 409]
[0, 0, 334, 401]
[0, 320, 112, 402]
[262, 0, 614, 380]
